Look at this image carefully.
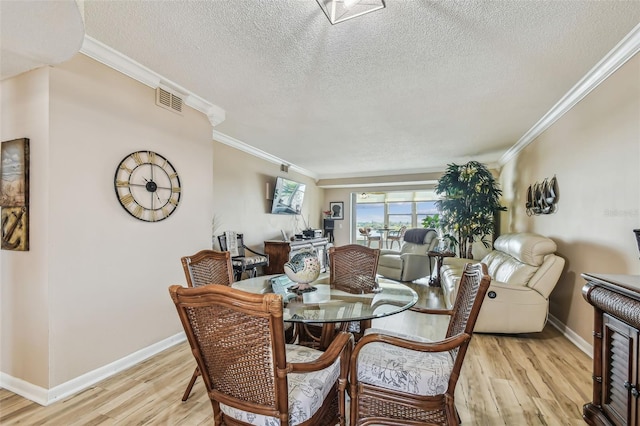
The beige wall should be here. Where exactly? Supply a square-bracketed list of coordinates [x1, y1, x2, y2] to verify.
[1, 54, 215, 388]
[0, 67, 51, 388]
[211, 141, 323, 250]
[499, 54, 640, 344]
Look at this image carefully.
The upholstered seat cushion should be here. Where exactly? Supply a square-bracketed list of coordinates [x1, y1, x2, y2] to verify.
[356, 328, 453, 396]
[233, 255, 268, 267]
[220, 344, 340, 425]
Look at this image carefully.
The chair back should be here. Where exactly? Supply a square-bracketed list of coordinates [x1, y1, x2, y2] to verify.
[389, 225, 407, 239]
[329, 244, 380, 294]
[169, 284, 289, 421]
[217, 232, 246, 257]
[446, 262, 491, 358]
[181, 250, 234, 287]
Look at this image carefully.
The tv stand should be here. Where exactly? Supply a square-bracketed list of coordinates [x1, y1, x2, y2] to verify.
[264, 238, 330, 275]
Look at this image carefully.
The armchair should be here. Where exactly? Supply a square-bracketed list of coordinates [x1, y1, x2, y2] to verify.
[377, 228, 439, 282]
[218, 231, 269, 281]
[169, 284, 353, 425]
[349, 263, 491, 425]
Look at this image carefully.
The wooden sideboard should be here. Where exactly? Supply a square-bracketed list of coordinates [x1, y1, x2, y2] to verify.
[582, 273, 640, 426]
[264, 238, 331, 275]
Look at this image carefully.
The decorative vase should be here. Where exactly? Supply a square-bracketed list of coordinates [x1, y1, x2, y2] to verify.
[284, 249, 320, 293]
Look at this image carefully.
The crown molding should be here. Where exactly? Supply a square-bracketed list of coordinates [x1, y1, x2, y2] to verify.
[500, 23, 640, 165]
[80, 36, 225, 127]
[317, 180, 439, 189]
[212, 130, 318, 180]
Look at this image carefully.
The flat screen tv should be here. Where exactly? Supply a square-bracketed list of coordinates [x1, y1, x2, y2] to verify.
[271, 176, 306, 215]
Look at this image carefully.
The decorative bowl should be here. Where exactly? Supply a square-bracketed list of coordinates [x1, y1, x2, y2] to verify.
[284, 249, 320, 292]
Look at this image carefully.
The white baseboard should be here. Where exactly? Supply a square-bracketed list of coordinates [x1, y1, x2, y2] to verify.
[547, 314, 592, 358]
[0, 332, 186, 406]
[0, 373, 49, 406]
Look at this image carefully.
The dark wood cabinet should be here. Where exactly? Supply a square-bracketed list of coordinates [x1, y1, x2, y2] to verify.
[582, 273, 640, 426]
[264, 238, 330, 275]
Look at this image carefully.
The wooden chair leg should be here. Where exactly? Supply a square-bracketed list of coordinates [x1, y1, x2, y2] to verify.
[182, 366, 201, 402]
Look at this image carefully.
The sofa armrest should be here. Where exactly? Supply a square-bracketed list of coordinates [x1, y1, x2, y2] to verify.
[398, 253, 431, 281]
[442, 257, 477, 268]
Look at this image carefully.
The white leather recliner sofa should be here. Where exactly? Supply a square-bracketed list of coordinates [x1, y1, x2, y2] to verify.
[440, 232, 565, 333]
[377, 228, 439, 282]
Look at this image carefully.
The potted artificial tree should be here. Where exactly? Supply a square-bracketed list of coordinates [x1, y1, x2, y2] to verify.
[435, 161, 506, 259]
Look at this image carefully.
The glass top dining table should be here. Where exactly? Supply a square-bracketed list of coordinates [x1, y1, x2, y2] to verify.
[232, 273, 418, 349]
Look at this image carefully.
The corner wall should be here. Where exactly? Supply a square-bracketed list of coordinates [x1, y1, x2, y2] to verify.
[211, 141, 323, 249]
[1, 54, 215, 395]
[0, 67, 51, 389]
[499, 54, 640, 344]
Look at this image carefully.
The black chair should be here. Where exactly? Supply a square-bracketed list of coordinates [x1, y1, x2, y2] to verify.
[217, 232, 269, 281]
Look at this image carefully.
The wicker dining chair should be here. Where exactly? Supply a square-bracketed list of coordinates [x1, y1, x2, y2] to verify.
[181, 249, 234, 288]
[330, 244, 381, 339]
[179, 249, 234, 401]
[169, 284, 353, 425]
[348, 262, 491, 426]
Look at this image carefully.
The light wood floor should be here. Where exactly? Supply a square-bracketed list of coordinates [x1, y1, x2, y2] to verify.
[0, 284, 592, 425]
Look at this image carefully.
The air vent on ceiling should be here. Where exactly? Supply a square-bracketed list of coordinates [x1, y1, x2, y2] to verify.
[155, 87, 183, 114]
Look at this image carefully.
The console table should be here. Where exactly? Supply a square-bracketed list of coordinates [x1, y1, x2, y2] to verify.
[582, 273, 640, 426]
[264, 238, 330, 275]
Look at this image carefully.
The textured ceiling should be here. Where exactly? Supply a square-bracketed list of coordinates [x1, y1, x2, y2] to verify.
[4, 1, 640, 179]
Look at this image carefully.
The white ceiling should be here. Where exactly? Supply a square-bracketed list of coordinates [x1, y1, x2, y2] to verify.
[0, 1, 84, 79]
[3, 1, 640, 180]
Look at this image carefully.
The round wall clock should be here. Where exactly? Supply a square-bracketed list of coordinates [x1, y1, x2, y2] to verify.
[114, 150, 181, 222]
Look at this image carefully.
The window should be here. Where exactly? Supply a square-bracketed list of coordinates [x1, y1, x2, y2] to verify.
[388, 202, 412, 228]
[355, 202, 384, 241]
[417, 201, 439, 226]
[353, 191, 441, 243]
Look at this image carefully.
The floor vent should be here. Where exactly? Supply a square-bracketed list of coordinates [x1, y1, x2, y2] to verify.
[155, 87, 183, 114]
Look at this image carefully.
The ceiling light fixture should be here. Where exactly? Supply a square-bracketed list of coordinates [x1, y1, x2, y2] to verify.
[316, 0, 386, 25]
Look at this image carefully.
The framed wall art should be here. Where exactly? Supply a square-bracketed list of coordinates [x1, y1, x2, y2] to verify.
[1, 138, 29, 251]
[329, 201, 344, 220]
